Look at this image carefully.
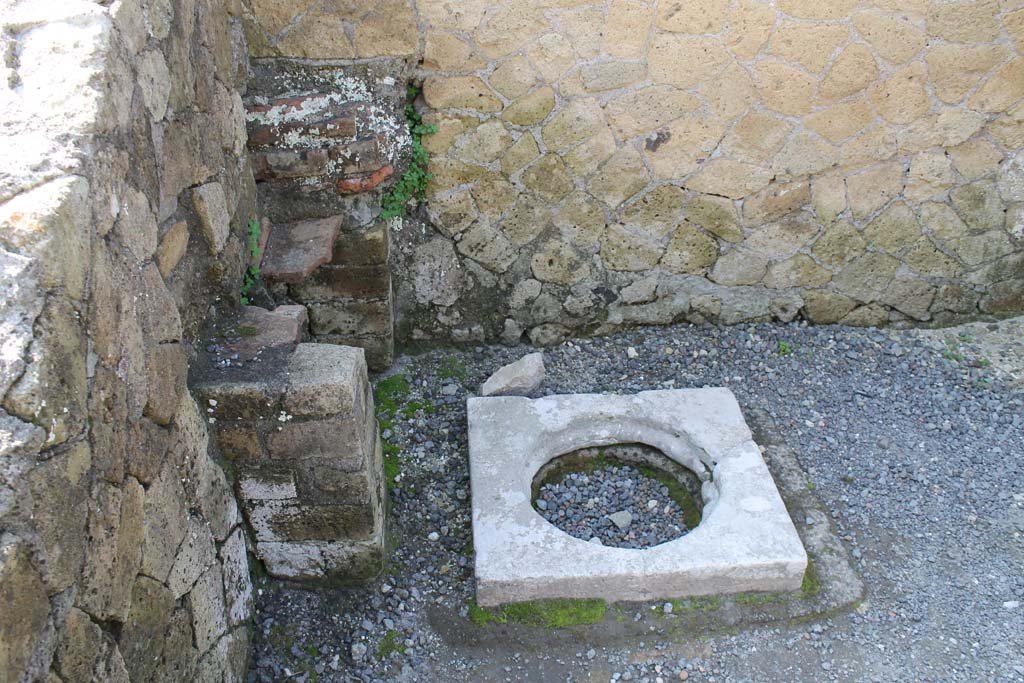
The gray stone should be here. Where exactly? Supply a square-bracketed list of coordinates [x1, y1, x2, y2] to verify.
[608, 510, 633, 530]
[219, 528, 254, 628]
[468, 389, 807, 606]
[481, 352, 546, 397]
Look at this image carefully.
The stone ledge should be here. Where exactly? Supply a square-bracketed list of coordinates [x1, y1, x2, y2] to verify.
[261, 216, 343, 284]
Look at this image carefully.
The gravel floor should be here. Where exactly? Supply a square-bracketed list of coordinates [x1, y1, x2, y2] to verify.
[536, 465, 690, 549]
[246, 318, 1024, 683]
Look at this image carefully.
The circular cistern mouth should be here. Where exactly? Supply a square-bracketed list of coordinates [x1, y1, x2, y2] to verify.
[530, 443, 709, 550]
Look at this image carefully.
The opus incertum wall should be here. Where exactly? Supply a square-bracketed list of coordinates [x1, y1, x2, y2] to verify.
[243, 0, 1024, 348]
[1, 1, 256, 681]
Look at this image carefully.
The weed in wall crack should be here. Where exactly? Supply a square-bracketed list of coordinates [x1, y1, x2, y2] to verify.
[380, 85, 437, 220]
[240, 218, 262, 305]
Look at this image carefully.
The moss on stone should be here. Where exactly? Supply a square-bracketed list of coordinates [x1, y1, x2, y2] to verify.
[801, 557, 822, 597]
[469, 598, 607, 629]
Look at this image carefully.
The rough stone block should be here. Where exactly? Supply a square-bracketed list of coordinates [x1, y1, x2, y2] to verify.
[481, 353, 546, 397]
[307, 299, 393, 338]
[219, 528, 254, 628]
[191, 182, 231, 254]
[290, 264, 391, 301]
[246, 500, 376, 542]
[468, 389, 807, 606]
[223, 305, 307, 362]
[284, 343, 367, 418]
[0, 539, 50, 683]
[186, 564, 228, 655]
[238, 462, 298, 501]
[261, 215, 343, 284]
[331, 220, 390, 266]
[266, 414, 368, 465]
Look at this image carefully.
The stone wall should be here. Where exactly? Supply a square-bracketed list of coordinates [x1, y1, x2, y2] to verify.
[245, 0, 1024, 346]
[1, 1, 256, 681]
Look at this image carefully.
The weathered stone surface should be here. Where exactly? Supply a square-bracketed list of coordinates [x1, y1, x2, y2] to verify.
[864, 202, 921, 254]
[187, 564, 228, 655]
[481, 353, 546, 397]
[820, 44, 878, 102]
[764, 255, 832, 289]
[685, 159, 772, 199]
[833, 252, 900, 303]
[600, 225, 664, 271]
[521, 155, 575, 203]
[847, 163, 904, 220]
[531, 240, 590, 286]
[78, 478, 145, 621]
[26, 442, 90, 592]
[661, 224, 719, 275]
[145, 343, 187, 426]
[468, 389, 806, 605]
[156, 220, 189, 278]
[219, 529, 254, 628]
[588, 148, 648, 209]
[261, 215, 343, 284]
[721, 112, 792, 165]
[423, 76, 502, 113]
[191, 182, 231, 254]
[710, 248, 768, 286]
[685, 195, 743, 243]
[743, 213, 820, 260]
[0, 539, 50, 683]
[813, 220, 866, 267]
[802, 290, 858, 323]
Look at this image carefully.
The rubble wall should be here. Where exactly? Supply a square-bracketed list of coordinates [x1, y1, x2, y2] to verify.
[0, 1, 256, 680]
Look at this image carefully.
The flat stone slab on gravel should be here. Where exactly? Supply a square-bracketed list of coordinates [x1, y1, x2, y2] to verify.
[468, 388, 807, 606]
[480, 352, 545, 397]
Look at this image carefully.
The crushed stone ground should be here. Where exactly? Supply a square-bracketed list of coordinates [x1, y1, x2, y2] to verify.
[246, 317, 1024, 683]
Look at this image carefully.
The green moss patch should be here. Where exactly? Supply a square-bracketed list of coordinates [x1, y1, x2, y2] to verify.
[469, 598, 608, 629]
[377, 629, 406, 658]
[801, 557, 821, 597]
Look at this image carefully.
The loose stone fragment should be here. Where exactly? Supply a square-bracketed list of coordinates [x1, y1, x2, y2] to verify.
[481, 352, 545, 397]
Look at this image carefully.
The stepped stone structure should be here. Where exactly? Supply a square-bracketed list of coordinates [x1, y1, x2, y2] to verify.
[196, 323, 385, 583]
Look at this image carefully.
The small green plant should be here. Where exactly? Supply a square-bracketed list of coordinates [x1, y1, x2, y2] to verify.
[240, 218, 262, 305]
[942, 346, 964, 363]
[806, 479, 815, 491]
[777, 340, 793, 356]
[439, 355, 467, 381]
[377, 630, 406, 658]
[382, 442, 401, 484]
[380, 85, 438, 220]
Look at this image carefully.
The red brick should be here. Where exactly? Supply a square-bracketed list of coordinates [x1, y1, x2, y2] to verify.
[337, 165, 393, 194]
